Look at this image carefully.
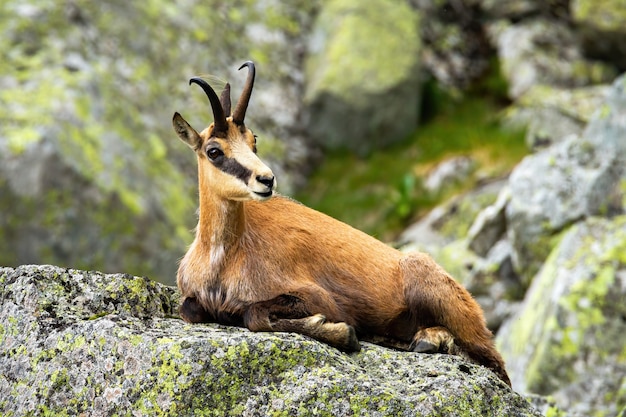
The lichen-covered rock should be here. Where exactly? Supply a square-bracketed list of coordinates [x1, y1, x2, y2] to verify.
[502, 84, 611, 150]
[480, 0, 542, 18]
[401, 179, 506, 252]
[423, 156, 476, 192]
[0, 0, 196, 283]
[400, 180, 521, 331]
[0, 264, 543, 416]
[572, 0, 626, 70]
[414, 0, 492, 90]
[487, 18, 615, 99]
[505, 74, 626, 282]
[467, 187, 510, 257]
[400, 180, 510, 297]
[496, 216, 626, 416]
[572, 0, 626, 33]
[304, 0, 422, 154]
[0, 0, 317, 283]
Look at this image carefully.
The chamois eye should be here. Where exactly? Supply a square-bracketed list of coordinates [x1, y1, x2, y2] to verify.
[207, 148, 223, 160]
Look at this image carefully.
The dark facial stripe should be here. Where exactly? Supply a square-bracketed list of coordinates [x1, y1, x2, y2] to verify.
[215, 156, 253, 184]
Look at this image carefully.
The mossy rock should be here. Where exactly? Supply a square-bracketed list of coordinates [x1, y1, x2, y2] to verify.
[497, 216, 626, 416]
[572, 0, 626, 70]
[572, 0, 626, 33]
[505, 74, 626, 284]
[0, 264, 543, 416]
[489, 18, 616, 99]
[481, 0, 542, 18]
[502, 84, 611, 149]
[0, 0, 316, 283]
[304, 0, 422, 155]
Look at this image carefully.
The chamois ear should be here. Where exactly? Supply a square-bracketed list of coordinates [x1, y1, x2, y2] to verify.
[172, 112, 203, 151]
[220, 83, 232, 117]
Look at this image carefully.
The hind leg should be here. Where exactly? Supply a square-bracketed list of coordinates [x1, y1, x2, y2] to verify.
[244, 292, 360, 352]
[361, 326, 464, 356]
[410, 326, 468, 359]
[400, 253, 511, 385]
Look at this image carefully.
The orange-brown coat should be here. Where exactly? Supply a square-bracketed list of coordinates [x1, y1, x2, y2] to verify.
[173, 62, 510, 386]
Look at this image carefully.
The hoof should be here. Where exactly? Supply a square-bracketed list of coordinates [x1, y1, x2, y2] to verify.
[411, 339, 439, 353]
[411, 326, 455, 354]
[319, 320, 360, 352]
[346, 325, 361, 352]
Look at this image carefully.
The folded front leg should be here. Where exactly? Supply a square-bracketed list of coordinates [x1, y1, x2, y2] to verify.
[244, 293, 360, 352]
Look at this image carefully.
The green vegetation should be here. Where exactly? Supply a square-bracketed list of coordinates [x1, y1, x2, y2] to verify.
[297, 77, 527, 242]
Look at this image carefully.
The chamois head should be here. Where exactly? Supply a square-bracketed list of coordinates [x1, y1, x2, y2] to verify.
[173, 61, 276, 201]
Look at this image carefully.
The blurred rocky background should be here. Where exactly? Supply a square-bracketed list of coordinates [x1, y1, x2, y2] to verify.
[1, 0, 626, 415]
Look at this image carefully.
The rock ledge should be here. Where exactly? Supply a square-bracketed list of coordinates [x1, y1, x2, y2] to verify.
[0, 265, 542, 416]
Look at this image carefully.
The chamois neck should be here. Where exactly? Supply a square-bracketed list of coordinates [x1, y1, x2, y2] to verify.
[196, 168, 245, 247]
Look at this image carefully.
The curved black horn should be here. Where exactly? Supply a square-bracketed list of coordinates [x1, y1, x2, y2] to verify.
[232, 61, 255, 125]
[189, 77, 228, 135]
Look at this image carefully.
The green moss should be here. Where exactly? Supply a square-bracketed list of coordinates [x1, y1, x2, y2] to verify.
[88, 312, 110, 320]
[439, 192, 499, 240]
[306, 0, 420, 100]
[545, 405, 567, 417]
[56, 333, 87, 351]
[509, 218, 626, 395]
[131, 340, 195, 415]
[431, 240, 479, 284]
[572, 0, 626, 32]
[50, 368, 70, 391]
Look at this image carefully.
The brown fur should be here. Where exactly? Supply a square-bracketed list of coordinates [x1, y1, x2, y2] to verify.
[173, 63, 511, 386]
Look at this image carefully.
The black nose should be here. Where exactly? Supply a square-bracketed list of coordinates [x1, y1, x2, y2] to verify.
[256, 175, 274, 189]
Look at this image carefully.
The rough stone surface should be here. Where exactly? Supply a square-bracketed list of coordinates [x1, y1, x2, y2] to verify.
[401, 179, 506, 254]
[497, 216, 626, 416]
[0, 264, 543, 416]
[505, 74, 626, 282]
[0, 0, 318, 283]
[412, 0, 492, 90]
[423, 156, 475, 192]
[502, 84, 611, 150]
[467, 187, 509, 257]
[572, 0, 626, 70]
[480, 0, 542, 18]
[487, 18, 615, 99]
[400, 180, 522, 331]
[304, 0, 422, 154]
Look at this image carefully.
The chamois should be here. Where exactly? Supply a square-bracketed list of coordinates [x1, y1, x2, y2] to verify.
[172, 61, 510, 386]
